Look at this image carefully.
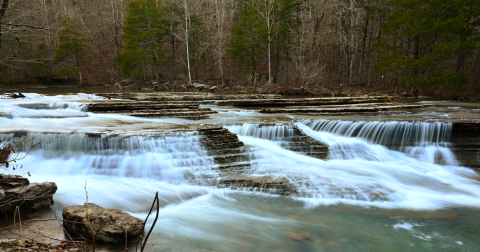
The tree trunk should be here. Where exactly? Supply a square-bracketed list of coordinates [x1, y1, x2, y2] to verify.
[358, 13, 369, 86]
[215, 0, 225, 86]
[184, 0, 192, 84]
[0, 0, 10, 48]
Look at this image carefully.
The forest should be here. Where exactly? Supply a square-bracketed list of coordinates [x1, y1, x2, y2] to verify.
[0, 0, 479, 97]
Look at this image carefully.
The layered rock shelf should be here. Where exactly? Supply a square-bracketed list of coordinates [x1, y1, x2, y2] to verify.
[197, 126, 252, 179]
[218, 176, 297, 196]
[258, 103, 433, 116]
[95, 92, 281, 101]
[451, 122, 480, 169]
[0, 175, 57, 214]
[86, 101, 217, 120]
[200, 125, 328, 194]
[202, 96, 393, 107]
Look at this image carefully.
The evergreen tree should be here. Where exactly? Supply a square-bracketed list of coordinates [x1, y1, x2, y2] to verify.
[228, 0, 298, 88]
[54, 17, 87, 85]
[227, 0, 266, 87]
[120, 0, 168, 82]
[31, 39, 53, 80]
[375, 0, 480, 89]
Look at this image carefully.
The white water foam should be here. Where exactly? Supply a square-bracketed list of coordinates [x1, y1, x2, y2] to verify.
[225, 123, 480, 209]
[302, 120, 457, 165]
[2, 132, 216, 184]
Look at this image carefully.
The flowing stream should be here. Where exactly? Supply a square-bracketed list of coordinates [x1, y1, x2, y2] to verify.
[1, 93, 480, 251]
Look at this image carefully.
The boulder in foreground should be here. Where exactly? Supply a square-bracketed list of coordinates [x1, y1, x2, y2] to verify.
[62, 203, 144, 244]
[0, 174, 57, 214]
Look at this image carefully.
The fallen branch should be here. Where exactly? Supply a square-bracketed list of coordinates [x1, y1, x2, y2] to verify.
[140, 192, 160, 252]
[21, 224, 87, 249]
[148, 233, 161, 252]
[49, 199, 85, 252]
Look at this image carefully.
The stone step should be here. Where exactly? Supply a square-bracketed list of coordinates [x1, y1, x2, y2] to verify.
[259, 104, 431, 114]
[213, 162, 252, 173]
[203, 96, 393, 107]
[95, 93, 281, 101]
[218, 176, 297, 196]
[213, 153, 251, 164]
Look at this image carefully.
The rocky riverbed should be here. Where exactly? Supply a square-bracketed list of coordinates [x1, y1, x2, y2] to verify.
[1, 92, 480, 252]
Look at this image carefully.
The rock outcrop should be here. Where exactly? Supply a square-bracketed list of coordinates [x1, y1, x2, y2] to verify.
[257, 103, 432, 116]
[95, 92, 281, 101]
[197, 125, 328, 195]
[219, 176, 297, 196]
[203, 96, 393, 107]
[450, 122, 480, 169]
[87, 101, 217, 120]
[62, 203, 144, 244]
[0, 175, 57, 214]
[282, 125, 329, 160]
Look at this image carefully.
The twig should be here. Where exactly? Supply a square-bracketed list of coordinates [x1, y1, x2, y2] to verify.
[1, 218, 87, 233]
[13, 206, 24, 246]
[85, 181, 96, 252]
[48, 199, 85, 252]
[148, 233, 161, 252]
[136, 194, 157, 252]
[18, 208, 24, 246]
[125, 226, 128, 252]
[22, 224, 87, 246]
[140, 192, 159, 252]
[3, 24, 48, 30]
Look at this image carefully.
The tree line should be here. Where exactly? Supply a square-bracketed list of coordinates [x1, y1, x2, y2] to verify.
[1, 0, 479, 93]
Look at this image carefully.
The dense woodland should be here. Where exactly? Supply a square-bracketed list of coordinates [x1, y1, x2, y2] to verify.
[0, 0, 479, 96]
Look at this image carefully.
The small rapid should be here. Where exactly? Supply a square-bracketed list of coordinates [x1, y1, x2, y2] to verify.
[2, 93, 480, 252]
[226, 123, 480, 209]
[303, 120, 456, 165]
[2, 132, 215, 183]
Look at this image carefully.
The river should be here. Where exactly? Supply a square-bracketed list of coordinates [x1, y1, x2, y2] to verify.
[1, 92, 480, 251]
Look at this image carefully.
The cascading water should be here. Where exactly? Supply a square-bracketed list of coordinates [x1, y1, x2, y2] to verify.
[226, 123, 480, 209]
[1, 93, 480, 252]
[228, 124, 295, 141]
[1, 132, 216, 183]
[303, 120, 457, 165]
[304, 120, 452, 147]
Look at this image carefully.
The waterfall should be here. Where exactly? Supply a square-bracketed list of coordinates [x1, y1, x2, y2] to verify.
[302, 120, 456, 165]
[304, 120, 452, 147]
[1, 132, 216, 184]
[227, 124, 295, 141]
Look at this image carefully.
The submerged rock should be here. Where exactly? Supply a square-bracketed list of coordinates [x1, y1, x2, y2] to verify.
[0, 175, 57, 214]
[62, 203, 144, 244]
[8, 93, 26, 99]
[282, 230, 311, 240]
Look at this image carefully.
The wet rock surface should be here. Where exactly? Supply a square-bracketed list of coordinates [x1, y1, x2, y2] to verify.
[0, 92, 26, 99]
[0, 239, 85, 252]
[199, 125, 328, 194]
[203, 96, 393, 107]
[199, 126, 248, 161]
[95, 92, 281, 101]
[62, 203, 144, 244]
[258, 103, 432, 116]
[219, 176, 297, 196]
[86, 101, 217, 120]
[280, 125, 329, 160]
[0, 175, 57, 214]
[0, 239, 77, 252]
[450, 123, 480, 169]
